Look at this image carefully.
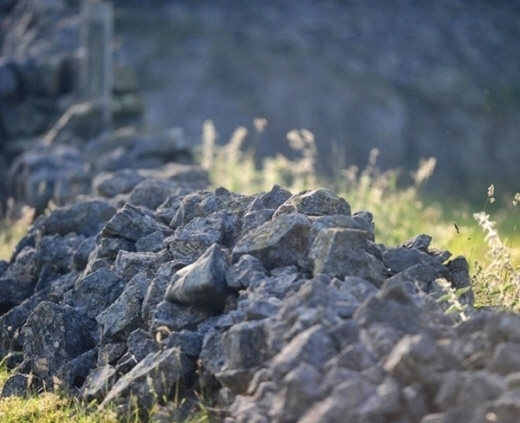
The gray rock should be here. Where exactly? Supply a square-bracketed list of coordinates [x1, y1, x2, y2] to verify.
[142, 272, 175, 327]
[100, 348, 194, 419]
[162, 330, 203, 358]
[62, 268, 124, 319]
[446, 256, 474, 305]
[165, 244, 230, 312]
[80, 365, 119, 402]
[383, 247, 424, 273]
[233, 213, 311, 270]
[488, 343, 520, 375]
[310, 228, 385, 284]
[269, 362, 324, 423]
[22, 302, 97, 387]
[166, 209, 241, 263]
[97, 343, 127, 367]
[355, 278, 433, 334]
[273, 187, 351, 218]
[486, 390, 520, 423]
[152, 300, 214, 333]
[37, 199, 116, 237]
[434, 370, 505, 410]
[154, 194, 182, 225]
[127, 178, 181, 210]
[403, 384, 430, 422]
[0, 246, 40, 310]
[226, 254, 267, 290]
[102, 203, 173, 242]
[271, 325, 337, 380]
[96, 272, 150, 342]
[135, 231, 166, 252]
[241, 209, 275, 236]
[127, 329, 161, 363]
[72, 236, 97, 271]
[223, 320, 269, 371]
[0, 60, 19, 98]
[384, 334, 460, 389]
[92, 169, 144, 198]
[114, 250, 158, 281]
[55, 348, 98, 394]
[94, 236, 136, 261]
[0, 291, 48, 355]
[485, 313, 520, 344]
[298, 377, 377, 423]
[401, 234, 432, 251]
[1, 373, 32, 398]
[246, 185, 292, 212]
[199, 330, 226, 376]
[328, 342, 377, 372]
[169, 190, 215, 228]
[37, 234, 82, 274]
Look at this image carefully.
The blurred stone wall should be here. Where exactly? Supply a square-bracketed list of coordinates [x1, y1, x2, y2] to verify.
[113, 0, 520, 201]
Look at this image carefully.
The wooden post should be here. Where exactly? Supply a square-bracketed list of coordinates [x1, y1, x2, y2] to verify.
[81, 0, 113, 130]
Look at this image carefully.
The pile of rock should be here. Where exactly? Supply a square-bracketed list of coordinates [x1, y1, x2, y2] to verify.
[0, 0, 143, 213]
[1, 181, 519, 422]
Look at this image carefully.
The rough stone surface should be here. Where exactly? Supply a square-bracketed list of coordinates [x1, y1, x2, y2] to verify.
[165, 244, 230, 312]
[2, 176, 520, 423]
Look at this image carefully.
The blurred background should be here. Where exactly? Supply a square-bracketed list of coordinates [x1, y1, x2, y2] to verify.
[112, 0, 520, 203]
[1, 0, 520, 206]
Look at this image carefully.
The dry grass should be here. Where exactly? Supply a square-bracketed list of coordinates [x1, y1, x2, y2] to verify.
[203, 119, 520, 311]
[0, 205, 34, 262]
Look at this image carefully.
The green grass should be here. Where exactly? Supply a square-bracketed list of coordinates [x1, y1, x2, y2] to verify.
[0, 206, 34, 262]
[0, 120, 518, 421]
[199, 119, 520, 311]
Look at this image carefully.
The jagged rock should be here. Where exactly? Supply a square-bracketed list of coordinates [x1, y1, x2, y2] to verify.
[165, 209, 241, 263]
[269, 361, 324, 423]
[272, 325, 337, 380]
[80, 365, 119, 403]
[8, 146, 91, 213]
[152, 300, 214, 333]
[226, 254, 267, 290]
[96, 272, 150, 342]
[100, 347, 195, 419]
[102, 203, 173, 242]
[165, 244, 230, 311]
[114, 251, 159, 281]
[55, 348, 98, 394]
[488, 343, 520, 375]
[98, 343, 127, 367]
[245, 185, 291, 212]
[36, 199, 117, 237]
[62, 268, 124, 319]
[446, 256, 474, 305]
[72, 236, 97, 271]
[93, 169, 144, 198]
[309, 228, 385, 284]
[154, 194, 182, 225]
[37, 234, 82, 274]
[273, 187, 351, 218]
[22, 302, 97, 387]
[135, 231, 166, 253]
[233, 213, 311, 270]
[0, 268, 38, 314]
[162, 330, 203, 357]
[4, 183, 518, 423]
[1, 373, 32, 398]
